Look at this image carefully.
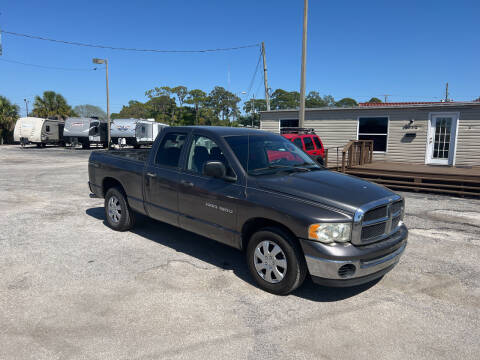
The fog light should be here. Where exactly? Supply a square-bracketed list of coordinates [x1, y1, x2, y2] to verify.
[338, 264, 356, 278]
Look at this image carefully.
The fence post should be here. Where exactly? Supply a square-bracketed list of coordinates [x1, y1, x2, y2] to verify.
[341, 151, 346, 173]
[360, 141, 365, 165]
[348, 146, 353, 168]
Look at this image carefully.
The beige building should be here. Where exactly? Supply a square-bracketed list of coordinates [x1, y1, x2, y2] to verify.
[260, 102, 480, 167]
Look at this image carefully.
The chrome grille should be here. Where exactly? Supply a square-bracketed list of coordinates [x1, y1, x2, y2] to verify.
[363, 206, 388, 222]
[392, 215, 401, 230]
[391, 200, 403, 215]
[361, 223, 386, 239]
[352, 195, 404, 245]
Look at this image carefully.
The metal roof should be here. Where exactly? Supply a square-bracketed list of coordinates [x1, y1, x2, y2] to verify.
[172, 126, 266, 136]
[260, 102, 480, 113]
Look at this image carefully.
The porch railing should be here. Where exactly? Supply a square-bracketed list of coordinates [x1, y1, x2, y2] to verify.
[324, 140, 373, 172]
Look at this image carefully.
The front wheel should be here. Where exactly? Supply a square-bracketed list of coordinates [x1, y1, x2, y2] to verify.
[104, 187, 135, 231]
[246, 227, 307, 295]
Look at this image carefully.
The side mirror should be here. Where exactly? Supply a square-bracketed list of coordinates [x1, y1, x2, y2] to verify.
[204, 161, 226, 179]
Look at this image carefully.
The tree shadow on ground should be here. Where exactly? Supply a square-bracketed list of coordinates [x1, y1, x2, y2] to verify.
[86, 207, 378, 302]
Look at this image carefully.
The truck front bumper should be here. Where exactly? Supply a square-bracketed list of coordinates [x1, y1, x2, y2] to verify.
[300, 224, 407, 287]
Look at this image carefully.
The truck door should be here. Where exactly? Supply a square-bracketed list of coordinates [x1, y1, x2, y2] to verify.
[178, 134, 243, 247]
[144, 132, 187, 226]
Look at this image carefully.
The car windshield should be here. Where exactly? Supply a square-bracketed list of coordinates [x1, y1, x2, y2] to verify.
[225, 133, 321, 176]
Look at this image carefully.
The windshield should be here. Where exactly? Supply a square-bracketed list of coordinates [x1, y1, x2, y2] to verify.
[225, 133, 321, 176]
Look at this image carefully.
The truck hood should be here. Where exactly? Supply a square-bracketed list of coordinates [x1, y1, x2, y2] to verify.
[254, 169, 395, 213]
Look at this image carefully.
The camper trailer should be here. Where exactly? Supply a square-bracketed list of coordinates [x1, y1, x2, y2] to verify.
[135, 120, 168, 146]
[13, 117, 65, 147]
[63, 117, 108, 149]
[111, 118, 140, 147]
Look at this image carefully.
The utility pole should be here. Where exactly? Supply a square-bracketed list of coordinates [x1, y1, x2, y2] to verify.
[299, 0, 308, 128]
[93, 58, 110, 147]
[261, 42, 270, 111]
[381, 94, 391, 103]
[251, 95, 255, 127]
[105, 60, 110, 146]
[445, 82, 449, 102]
[23, 99, 29, 117]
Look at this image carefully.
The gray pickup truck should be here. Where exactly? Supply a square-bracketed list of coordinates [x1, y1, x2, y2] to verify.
[88, 126, 407, 294]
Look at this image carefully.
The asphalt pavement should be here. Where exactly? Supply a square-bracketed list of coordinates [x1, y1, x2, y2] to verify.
[0, 145, 479, 360]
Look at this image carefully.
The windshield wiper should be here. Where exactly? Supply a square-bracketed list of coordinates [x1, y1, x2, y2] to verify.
[249, 164, 310, 175]
[293, 162, 324, 171]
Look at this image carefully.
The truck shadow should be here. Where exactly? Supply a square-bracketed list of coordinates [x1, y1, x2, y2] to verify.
[86, 207, 378, 302]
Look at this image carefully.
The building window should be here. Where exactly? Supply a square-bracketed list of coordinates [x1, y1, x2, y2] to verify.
[358, 117, 388, 152]
[280, 119, 299, 130]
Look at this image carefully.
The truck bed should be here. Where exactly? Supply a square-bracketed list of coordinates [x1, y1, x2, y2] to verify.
[102, 149, 151, 163]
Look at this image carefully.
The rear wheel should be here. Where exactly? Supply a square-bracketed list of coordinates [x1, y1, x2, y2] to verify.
[246, 227, 307, 295]
[104, 187, 135, 231]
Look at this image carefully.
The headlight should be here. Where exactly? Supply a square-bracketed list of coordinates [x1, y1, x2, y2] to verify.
[308, 223, 352, 243]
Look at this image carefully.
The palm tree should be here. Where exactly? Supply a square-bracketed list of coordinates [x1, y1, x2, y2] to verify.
[32, 91, 75, 119]
[0, 96, 19, 144]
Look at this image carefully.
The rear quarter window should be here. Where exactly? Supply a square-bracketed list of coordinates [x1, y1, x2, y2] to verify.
[313, 136, 322, 149]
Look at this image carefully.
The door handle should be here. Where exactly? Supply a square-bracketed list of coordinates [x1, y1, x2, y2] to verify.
[146, 172, 157, 178]
[181, 180, 194, 187]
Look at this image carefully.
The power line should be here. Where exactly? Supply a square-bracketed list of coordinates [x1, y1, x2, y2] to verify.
[1, 30, 261, 53]
[0, 57, 99, 71]
[244, 49, 262, 100]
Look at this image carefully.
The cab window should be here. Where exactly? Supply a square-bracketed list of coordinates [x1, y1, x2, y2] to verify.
[155, 132, 187, 167]
[186, 135, 234, 177]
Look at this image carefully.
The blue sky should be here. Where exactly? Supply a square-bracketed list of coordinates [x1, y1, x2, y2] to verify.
[1, 0, 479, 116]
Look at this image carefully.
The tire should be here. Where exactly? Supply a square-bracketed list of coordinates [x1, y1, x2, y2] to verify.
[104, 187, 135, 231]
[246, 227, 307, 295]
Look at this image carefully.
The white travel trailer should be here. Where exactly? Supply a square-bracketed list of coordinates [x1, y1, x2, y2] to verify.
[63, 117, 108, 149]
[111, 118, 140, 147]
[13, 117, 65, 147]
[135, 120, 168, 146]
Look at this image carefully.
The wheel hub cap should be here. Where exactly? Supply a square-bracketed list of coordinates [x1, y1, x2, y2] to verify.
[253, 240, 287, 284]
[107, 196, 122, 223]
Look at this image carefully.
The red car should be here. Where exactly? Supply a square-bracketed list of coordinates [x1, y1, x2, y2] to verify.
[281, 128, 325, 165]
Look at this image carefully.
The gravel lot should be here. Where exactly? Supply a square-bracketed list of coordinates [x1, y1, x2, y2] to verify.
[1, 145, 479, 360]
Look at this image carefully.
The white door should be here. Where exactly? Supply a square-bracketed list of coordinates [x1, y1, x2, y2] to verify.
[426, 113, 458, 165]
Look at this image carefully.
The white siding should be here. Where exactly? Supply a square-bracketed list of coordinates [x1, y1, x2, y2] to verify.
[260, 120, 279, 133]
[306, 119, 357, 149]
[456, 119, 480, 166]
[260, 105, 480, 166]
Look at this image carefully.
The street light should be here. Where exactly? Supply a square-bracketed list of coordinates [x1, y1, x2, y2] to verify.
[92, 58, 110, 148]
